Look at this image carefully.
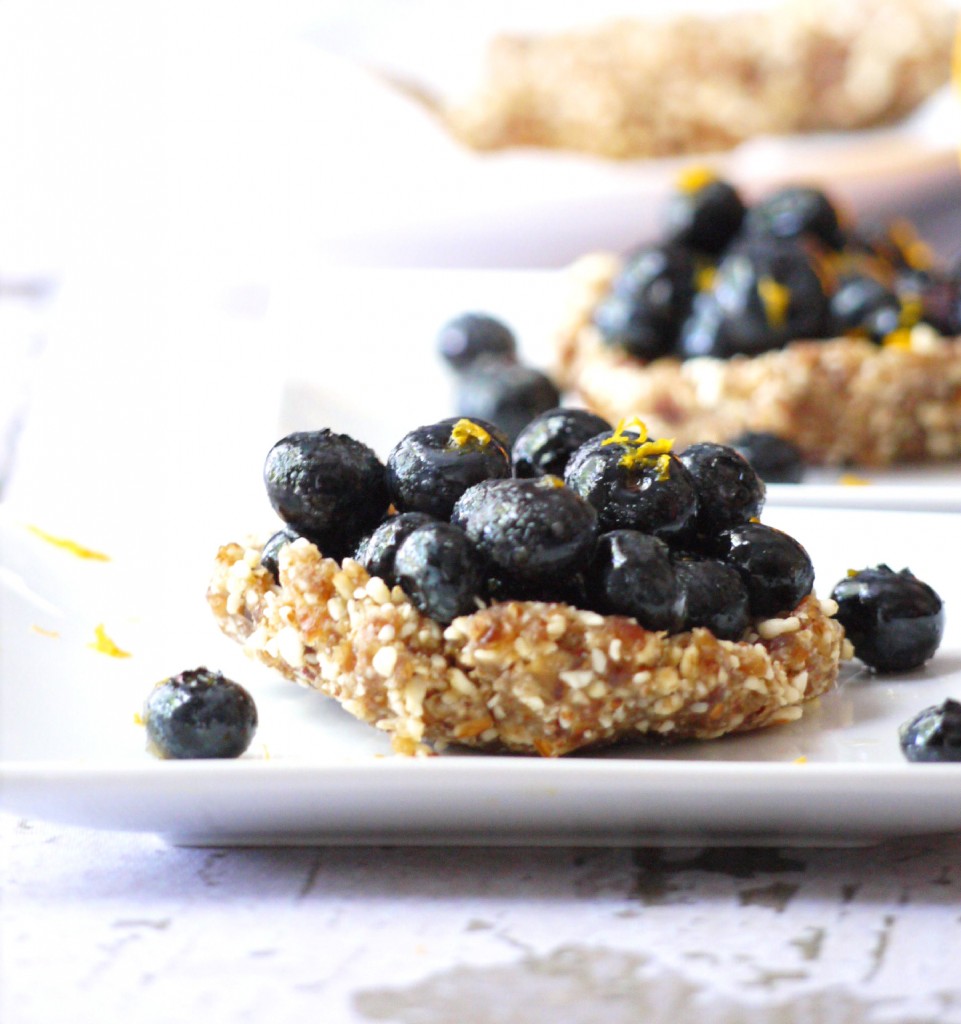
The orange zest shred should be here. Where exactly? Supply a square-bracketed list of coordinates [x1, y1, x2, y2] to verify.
[839, 473, 871, 487]
[449, 418, 491, 448]
[26, 524, 110, 561]
[31, 624, 60, 638]
[882, 327, 913, 350]
[602, 417, 674, 479]
[757, 276, 791, 328]
[676, 165, 717, 193]
[88, 623, 132, 659]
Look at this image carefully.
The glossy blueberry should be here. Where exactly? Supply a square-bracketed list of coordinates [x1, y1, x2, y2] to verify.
[830, 565, 945, 673]
[264, 430, 389, 559]
[563, 429, 698, 542]
[899, 699, 961, 763]
[386, 418, 510, 519]
[455, 361, 561, 444]
[713, 522, 815, 618]
[436, 312, 517, 371]
[829, 272, 902, 340]
[393, 521, 485, 625]
[585, 531, 685, 632]
[452, 476, 598, 589]
[144, 668, 258, 760]
[677, 441, 766, 537]
[743, 186, 845, 250]
[485, 571, 589, 608]
[678, 238, 830, 359]
[260, 527, 299, 582]
[355, 512, 438, 584]
[674, 555, 751, 640]
[727, 431, 805, 484]
[593, 243, 697, 359]
[511, 407, 612, 479]
[663, 172, 746, 255]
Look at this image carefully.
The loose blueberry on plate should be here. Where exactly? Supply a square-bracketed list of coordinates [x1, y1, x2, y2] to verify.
[144, 668, 258, 760]
[436, 312, 517, 371]
[393, 521, 485, 625]
[712, 522, 815, 619]
[673, 554, 751, 640]
[663, 168, 746, 256]
[563, 421, 698, 542]
[592, 242, 697, 359]
[452, 476, 598, 590]
[260, 527, 299, 582]
[386, 418, 510, 519]
[830, 565, 945, 673]
[355, 511, 438, 585]
[899, 699, 961, 763]
[264, 429, 389, 559]
[677, 441, 765, 537]
[585, 530, 685, 632]
[511, 407, 612, 479]
[727, 431, 805, 484]
[454, 360, 561, 444]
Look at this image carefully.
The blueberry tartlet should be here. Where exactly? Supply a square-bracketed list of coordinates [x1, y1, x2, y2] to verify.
[555, 174, 961, 467]
[208, 417, 848, 756]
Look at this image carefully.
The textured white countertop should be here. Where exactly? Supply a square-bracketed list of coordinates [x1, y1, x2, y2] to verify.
[3, 812, 961, 1024]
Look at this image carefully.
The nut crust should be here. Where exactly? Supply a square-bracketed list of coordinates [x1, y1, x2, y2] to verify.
[555, 254, 961, 467]
[438, 0, 953, 158]
[208, 536, 846, 757]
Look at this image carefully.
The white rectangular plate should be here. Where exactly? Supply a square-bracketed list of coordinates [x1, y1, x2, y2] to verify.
[2, 504, 959, 847]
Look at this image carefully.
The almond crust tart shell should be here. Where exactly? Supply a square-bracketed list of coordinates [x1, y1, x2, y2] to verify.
[555, 253, 961, 468]
[208, 535, 848, 757]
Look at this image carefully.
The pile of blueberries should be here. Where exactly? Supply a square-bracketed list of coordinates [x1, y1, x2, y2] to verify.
[263, 408, 813, 642]
[437, 309, 805, 484]
[590, 172, 960, 362]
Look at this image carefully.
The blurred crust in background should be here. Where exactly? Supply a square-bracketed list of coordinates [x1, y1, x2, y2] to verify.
[432, 0, 955, 159]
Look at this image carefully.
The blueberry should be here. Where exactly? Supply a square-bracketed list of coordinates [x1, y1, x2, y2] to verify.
[677, 441, 766, 537]
[678, 238, 830, 359]
[485, 571, 589, 608]
[260, 527, 299, 582]
[593, 242, 697, 359]
[436, 312, 517, 371]
[386, 418, 511, 519]
[452, 476, 598, 590]
[511, 407, 612, 479]
[744, 186, 846, 250]
[830, 565, 945, 673]
[899, 699, 961, 763]
[728, 431, 805, 484]
[454, 360, 561, 444]
[355, 511, 438, 584]
[663, 170, 746, 255]
[674, 555, 750, 640]
[144, 668, 258, 760]
[713, 522, 815, 619]
[585, 531, 685, 632]
[264, 430, 389, 559]
[829, 271, 901, 340]
[563, 423, 698, 542]
[393, 521, 485, 625]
